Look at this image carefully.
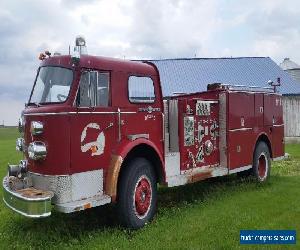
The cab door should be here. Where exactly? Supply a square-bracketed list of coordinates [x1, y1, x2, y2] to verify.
[70, 70, 116, 174]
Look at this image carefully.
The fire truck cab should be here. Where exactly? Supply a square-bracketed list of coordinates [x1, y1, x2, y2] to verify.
[3, 38, 284, 229]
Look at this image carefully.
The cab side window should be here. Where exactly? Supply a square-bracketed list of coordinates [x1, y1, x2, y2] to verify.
[128, 76, 155, 103]
[77, 71, 110, 107]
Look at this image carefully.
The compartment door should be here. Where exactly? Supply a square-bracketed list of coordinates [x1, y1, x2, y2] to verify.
[264, 94, 284, 158]
[255, 93, 264, 127]
[228, 92, 255, 170]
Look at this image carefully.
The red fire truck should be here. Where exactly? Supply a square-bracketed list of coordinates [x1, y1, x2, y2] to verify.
[3, 38, 284, 229]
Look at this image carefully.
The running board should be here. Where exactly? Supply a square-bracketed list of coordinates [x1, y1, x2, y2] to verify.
[167, 166, 228, 187]
[55, 193, 111, 213]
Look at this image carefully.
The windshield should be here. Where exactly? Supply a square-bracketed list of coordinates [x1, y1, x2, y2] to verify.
[29, 66, 73, 104]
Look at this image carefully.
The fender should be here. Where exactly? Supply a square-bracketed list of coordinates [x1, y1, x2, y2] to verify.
[105, 138, 164, 201]
[253, 131, 272, 157]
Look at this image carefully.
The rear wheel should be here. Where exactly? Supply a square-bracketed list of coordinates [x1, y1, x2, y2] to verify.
[252, 141, 271, 182]
[117, 158, 157, 229]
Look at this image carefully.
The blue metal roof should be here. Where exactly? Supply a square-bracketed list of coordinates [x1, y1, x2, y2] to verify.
[146, 57, 300, 96]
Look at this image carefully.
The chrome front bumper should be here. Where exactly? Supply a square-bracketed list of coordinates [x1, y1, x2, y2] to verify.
[3, 169, 112, 217]
[3, 176, 54, 218]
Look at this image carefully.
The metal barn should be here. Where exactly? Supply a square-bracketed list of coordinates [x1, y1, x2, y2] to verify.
[146, 57, 300, 140]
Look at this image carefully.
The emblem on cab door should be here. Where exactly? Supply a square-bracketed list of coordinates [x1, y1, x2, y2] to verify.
[80, 123, 105, 156]
[138, 106, 161, 113]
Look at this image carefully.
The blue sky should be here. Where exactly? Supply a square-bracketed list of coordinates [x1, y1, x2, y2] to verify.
[0, 0, 300, 125]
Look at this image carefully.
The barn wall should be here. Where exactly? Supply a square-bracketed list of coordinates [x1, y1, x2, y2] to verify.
[282, 95, 300, 138]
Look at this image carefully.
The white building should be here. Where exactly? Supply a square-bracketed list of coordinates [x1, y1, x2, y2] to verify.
[280, 58, 300, 84]
[279, 58, 300, 142]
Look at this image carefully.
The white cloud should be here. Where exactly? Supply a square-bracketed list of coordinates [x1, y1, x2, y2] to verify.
[0, 0, 300, 124]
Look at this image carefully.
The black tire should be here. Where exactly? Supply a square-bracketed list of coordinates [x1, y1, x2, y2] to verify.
[117, 158, 157, 229]
[252, 141, 271, 182]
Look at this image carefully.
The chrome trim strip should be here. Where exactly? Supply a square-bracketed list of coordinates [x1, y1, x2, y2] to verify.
[75, 111, 136, 114]
[273, 124, 284, 127]
[24, 111, 136, 116]
[28, 171, 69, 177]
[196, 100, 218, 104]
[229, 165, 252, 174]
[71, 111, 115, 114]
[229, 127, 253, 132]
[24, 112, 70, 116]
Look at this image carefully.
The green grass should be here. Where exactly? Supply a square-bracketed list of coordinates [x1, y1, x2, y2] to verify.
[0, 127, 299, 249]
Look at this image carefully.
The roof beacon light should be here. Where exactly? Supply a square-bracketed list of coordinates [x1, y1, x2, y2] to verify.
[76, 36, 86, 47]
[74, 35, 87, 56]
[71, 36, 87, 65]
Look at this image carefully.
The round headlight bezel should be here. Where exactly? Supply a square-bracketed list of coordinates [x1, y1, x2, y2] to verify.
[28, 141, 47, 160]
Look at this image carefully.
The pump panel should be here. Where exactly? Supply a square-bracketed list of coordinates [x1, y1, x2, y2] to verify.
[177, 96, 220, 171]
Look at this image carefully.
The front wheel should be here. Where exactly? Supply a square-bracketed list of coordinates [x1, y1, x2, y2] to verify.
[117, 158, 157, 229]
[252, 142, 271, 182]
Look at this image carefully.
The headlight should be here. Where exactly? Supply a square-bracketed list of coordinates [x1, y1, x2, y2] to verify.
[30, 121, 44, 135]
[16, 138, 25, 152]
[28, 141, 47, 160]
[18, 116, 25, 133]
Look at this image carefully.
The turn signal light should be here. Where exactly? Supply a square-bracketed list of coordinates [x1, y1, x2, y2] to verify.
[39, 53, 46, 60]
